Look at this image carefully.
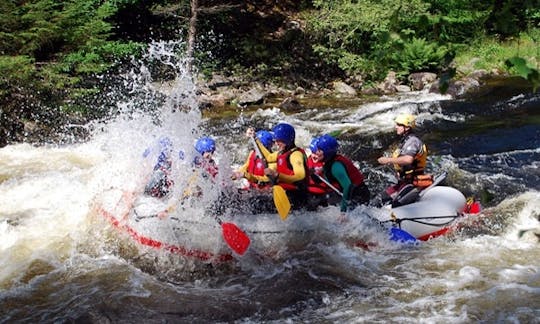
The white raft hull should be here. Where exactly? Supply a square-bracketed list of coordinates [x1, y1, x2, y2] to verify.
[376, 186, 469, 240]
[95, 185, 480, 260]
[95, 188, 337, 262]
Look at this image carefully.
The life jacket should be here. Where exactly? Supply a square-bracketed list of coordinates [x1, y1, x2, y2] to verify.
[246, 150, 266, 177]
[392, 133, 427, 179]
[246, 150, 271, 189]
[276, 147, 308, 192]
[154, 150, 172, 171]
[194, 156, 218, 179]
[307, 156, 330, 195]
[325, 155, 365, 190]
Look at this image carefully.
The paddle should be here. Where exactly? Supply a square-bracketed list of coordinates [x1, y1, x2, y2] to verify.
[313, 173, 416, 242]
[215, 216, 251, 255]
[249, 136, 291, 220]
[157, 174, 251, 255]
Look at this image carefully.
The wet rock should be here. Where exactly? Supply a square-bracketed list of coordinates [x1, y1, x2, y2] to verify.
[332, 81, 357, 97]
[408, 72, 437, 91]
[198, 93, 227, 108]
[430, 77, 480, 97]
[207, 73, 233, 90]
[278, 96, 304, 112]
[378, 71, 399, 94]
[237, 88, 266, 106]
[396, 85, 411, 93]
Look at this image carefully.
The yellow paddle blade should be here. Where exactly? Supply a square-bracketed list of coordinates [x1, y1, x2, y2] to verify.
[273, 185, 291, 220]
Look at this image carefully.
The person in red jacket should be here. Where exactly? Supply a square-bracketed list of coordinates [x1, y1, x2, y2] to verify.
[232, 129, 275, 190]
[305, 136, 335, 210]
[314, 134, 370, 214]
[254, 123, 309, 209]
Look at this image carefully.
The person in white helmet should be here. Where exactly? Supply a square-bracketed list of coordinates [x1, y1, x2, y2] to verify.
[377, 113, 428, 204]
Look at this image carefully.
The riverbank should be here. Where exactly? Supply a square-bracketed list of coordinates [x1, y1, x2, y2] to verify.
[1, 68, 535, 147]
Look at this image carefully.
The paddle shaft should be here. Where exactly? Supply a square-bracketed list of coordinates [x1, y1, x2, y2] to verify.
[250, 136, 267, 167]
[313, 173, 343, 197]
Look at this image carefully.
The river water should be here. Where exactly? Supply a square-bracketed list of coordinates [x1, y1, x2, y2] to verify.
[1, 42, 539, 323]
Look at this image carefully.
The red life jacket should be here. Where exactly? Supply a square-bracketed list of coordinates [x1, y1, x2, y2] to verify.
[327, 155, 365, 190]
[276, 147, 307, 191]
[246, 150, 271, 189]
[307, 156, 331, 194]
[201, 159, 218, 178]
[246, 150, 266, 177]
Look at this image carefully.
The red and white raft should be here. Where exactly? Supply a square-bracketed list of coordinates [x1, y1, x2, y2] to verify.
[373, 185, 482, 241]
[94, 188, 336, 262]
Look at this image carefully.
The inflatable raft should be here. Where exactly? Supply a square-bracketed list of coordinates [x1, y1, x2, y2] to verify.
[94, 188, 339, 262]
[94, 172, 482, 260]
[371, 172, 482, 241]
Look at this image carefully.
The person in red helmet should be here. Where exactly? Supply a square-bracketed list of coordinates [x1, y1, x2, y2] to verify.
[252, 123, 308, 209]
[377, 113, 428, 203]
[314, 134, 370, 214]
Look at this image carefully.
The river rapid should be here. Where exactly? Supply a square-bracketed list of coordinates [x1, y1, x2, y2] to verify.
[1, 42, 539, 323]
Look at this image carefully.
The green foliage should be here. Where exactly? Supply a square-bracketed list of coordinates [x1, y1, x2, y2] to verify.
[392, 37, 450, 75]
[304, 0, 538, 82]
[0, 0, 144, 117]
[0, 55, 37, 96]
[60, 41, 143, 74]
[453, 29, 539, 75]
[505, 57, 540, 92]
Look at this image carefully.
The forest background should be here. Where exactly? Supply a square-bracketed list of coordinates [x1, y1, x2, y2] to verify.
[0, 0, 539, 145]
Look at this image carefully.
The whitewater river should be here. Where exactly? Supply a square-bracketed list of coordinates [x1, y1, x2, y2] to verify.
[1, 43, 539, 323]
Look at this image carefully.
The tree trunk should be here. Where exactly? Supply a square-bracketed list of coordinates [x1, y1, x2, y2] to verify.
[186, 0, 198, 75]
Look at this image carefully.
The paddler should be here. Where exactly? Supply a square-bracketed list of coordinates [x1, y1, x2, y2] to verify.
[314, 134, 370, 217]
[305, 136, 334, 210]
[193, 136, 218, 179]
[143, 136, 177, 198]
[232, 129, 275, 190]
[377, 113, 428, 203]
[252, 122, 309, 210]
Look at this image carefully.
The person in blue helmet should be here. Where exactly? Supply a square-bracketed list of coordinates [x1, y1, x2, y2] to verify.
[144, 136, 177, 198]
[305, 136, 336, 210]
[193, 136, 218, 179]
[232, 129, 276, 190]
[178, 136, 219, 201]
[314, 134, 370, 216]
[253, 122, 308, 209]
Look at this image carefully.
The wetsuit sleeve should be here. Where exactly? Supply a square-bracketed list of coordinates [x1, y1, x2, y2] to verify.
[278, 150, 306, 184]
[236, 151, 252, 174]
[331, 162, 353, 212]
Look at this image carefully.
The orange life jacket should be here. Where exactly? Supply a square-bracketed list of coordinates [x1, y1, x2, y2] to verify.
[392, 134, 427, 179]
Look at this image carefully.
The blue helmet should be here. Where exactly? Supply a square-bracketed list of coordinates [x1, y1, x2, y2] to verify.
[195, 136, 216, 154]
[158, 136, 172, 150]
[272, 123, 295, 146]
[316, 134, 338, 159]
[309, 136, 320, 153]
[256, 130, 274, 149]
